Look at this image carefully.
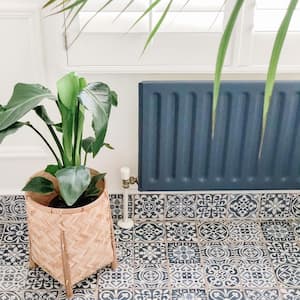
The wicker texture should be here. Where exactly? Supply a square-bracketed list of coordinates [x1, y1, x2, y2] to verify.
[25, 171, 117, 298]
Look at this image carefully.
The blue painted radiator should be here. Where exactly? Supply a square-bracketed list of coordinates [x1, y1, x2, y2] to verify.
[138, 81, 300, 191]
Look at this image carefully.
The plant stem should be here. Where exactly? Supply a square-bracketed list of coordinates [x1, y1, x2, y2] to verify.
[47, 124, 65, 166]
[84, 151, 88, 166]
[73, 100, 80, 165]
[26, 123, 63, 168]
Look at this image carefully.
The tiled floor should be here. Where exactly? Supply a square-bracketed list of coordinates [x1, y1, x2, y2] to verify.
[0, 193, 300, 299]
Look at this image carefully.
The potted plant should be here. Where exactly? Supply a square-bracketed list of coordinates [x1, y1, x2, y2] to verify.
[0, 72, 118, 298]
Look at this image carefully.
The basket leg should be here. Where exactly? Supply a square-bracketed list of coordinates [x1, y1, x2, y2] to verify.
[109, 212, 118, 270]
[66, 284, 74, 299]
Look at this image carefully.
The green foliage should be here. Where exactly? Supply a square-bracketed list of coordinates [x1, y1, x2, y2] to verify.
[84, 173, 106, 198]
[56, 166, 91, 206]
[22, 177, 55, 194]
[1, 72, 117, 206]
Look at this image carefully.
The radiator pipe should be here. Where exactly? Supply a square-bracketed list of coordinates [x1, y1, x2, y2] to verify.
[118, 167, 135, 229]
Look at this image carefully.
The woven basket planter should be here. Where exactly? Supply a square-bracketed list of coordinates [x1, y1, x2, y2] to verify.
[25, 170, 117, 299]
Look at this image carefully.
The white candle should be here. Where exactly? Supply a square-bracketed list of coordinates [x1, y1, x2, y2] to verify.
[120, 166, 130, 180]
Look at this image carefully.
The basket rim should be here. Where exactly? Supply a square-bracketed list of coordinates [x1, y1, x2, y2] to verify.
[25, 169, 108, 215]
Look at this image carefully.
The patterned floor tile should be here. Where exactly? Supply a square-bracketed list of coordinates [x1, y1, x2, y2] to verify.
[167, 242, 200, 264]
[291, 195, 300, 217]
[0, 243, 28, 266]
[228, 194, 258, 218]
[281, 288, 300, 300]
[74, 273, 97, 289]
[0, 291, 23, 300]
[134, 242, 166, 265]
[291, 220, 300, 241]
[208, 289, 245, 300]
[275, 264, 300, 288]
[196, 194, 228, 218]
[134, 289, 169, 300]
[25, 268, 61, 290]
[113, 224, 133, 242]
[205, 259, 239, 288]
[198, 221, 229, 242]
[110, 194, 132, 220]
[0, 266, 27, 291]
[98, 265, 134, 289]
[166, 222, 197, 242]
[267, 241, 300, 267]
[0, 195, 26, 221]
[24, 290, 59, 300]
[261, 220, 295, 241]
[2, 223, 28, 244]
[234, 242, 268, 262]
[228, 220, 262, 242]
[171, 289, 207, 300]
[244, 289, 280, 300]
[169, 264, 204, 289]
[166, 194, 196, 219]
[99, 290, 133, 300]
[133, 194, 165, 220]
[239, 259, 277, 289]
[134, 222, 165, 242]
[116, 242, 134, 265]
[134, 263, 169, 289]
[260, 193, 292, 218]
[59, 289, 95, 299]
[200, 242, 233, 261]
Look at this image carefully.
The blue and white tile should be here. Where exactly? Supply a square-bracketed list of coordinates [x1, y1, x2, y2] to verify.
[244, 289, 279, 300]
[134, 222, 165, 242]
[24, 290, 59, 300]
[205, 259, 239, 288]
[166, 222, 197, 242]
[196, 194, 228, 218]
[2, 223, 28, 244]
[198, 221, 229, 242]
[261, 220, 295, 242]
[110, 194, 132, 220]
[0, 266, 27, 291]
[74, 273, 97, 289]
[228, 220, 262, 242]
[291, 195, 300, 217]
[99, 290, 133, 300]
[98, 265, 134, 289]
[200, 242, 233, 261]
[260, 193, 292, 218]
[134, 242, 166, 265]
[232, 242, 268, 263]
[134, 289, 169, 300]
[165, 194, 196, 219]
[291, 220, 300, 242]
[208, 289, 244, 300]
[133, 194, 165, 220]
[0, 195, 26, 221]
[134, 263, 169, 289]
[266, 241, 300, 267]
[169, 264, 204, 289]
[171, 289, 207, 300]
[228, 194, 259, 218]
[238, 259, 277, 288]
[0, 291, 23, 300]
[0, 243, 28, 266]
[25, 268, 60, 290]
[275, 264, 300, 288]
[59, 289, 95, 299]
[116, 242, 134, 265]
[167, 242, 200, 264]
[281, 288, 300, 300]
[113, 224, 133, 242]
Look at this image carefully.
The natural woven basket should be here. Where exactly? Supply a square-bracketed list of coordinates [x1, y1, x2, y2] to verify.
[25, 170, 117, 299]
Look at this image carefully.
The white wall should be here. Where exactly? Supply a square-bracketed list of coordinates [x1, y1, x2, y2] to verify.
[1, 0, 300, 194]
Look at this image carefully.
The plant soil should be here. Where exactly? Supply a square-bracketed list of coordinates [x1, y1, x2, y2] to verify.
[49, 195, 98, 209]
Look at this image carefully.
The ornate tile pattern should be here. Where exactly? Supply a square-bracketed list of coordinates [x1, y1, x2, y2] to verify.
[110, 194, 133, 220]
[229, 194, 258, 218]
[0, 192, 300, 299]
[196, 194, 228, 218]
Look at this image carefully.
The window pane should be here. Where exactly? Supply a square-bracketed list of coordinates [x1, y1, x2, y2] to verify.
[156, 0, 225, 11]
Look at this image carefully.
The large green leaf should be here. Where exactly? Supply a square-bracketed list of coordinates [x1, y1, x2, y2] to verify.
[0, 122, 26, 144]
[34, 105, 55, 125]
[82, 136, 95, 153]
[22, 176, 55, 194]
[57, 72, 80, 166]
[0, 83, 55, 131]
[213, 0, 244, 135]
[263, 0, 298, 136]
[79, 83, 118, 157]
[84, 173, 106, 197]
[56, 166, 91, 206]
